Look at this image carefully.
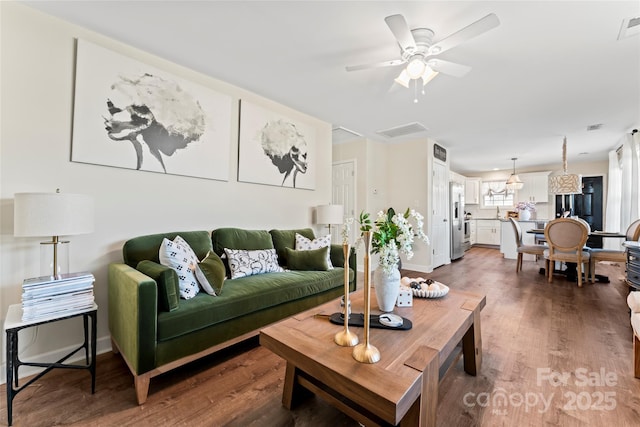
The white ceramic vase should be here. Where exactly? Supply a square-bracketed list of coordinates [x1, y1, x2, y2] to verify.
[374, 265, 401, 312]
[520, 209, 531, 221]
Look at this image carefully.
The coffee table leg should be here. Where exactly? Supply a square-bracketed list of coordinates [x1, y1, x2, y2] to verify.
[282, 362, 312, 409]
[400, 346, 439, 427]
[462, 308, 482, 375]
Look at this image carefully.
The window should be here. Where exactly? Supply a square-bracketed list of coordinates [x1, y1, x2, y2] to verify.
[481, 181, 514, 207]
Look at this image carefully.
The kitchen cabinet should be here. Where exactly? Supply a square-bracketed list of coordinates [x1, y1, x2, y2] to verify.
[465, 178, 481, 205]
[475, 219, 501, 245]
[517, 172, 550, 203]
[470, 220, 477, 245]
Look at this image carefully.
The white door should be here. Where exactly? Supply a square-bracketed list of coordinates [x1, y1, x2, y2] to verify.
[432, 161, 450, 268]
[332, 160, 356, 243]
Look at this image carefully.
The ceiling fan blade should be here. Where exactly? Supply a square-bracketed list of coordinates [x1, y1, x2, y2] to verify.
[345, 59, 404, 72]
[427, 59, 471, 78]
[385, 14, 417, 53]
[428, 13, 500, 55]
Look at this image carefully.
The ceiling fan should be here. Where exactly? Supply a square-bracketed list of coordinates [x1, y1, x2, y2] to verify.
[346, 13, 500, 99]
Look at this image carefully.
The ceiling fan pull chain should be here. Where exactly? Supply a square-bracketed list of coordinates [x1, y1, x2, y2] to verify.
[414, 80, 419, 103]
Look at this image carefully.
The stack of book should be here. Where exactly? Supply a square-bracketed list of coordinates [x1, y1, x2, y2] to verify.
[22, 271, 95, 322]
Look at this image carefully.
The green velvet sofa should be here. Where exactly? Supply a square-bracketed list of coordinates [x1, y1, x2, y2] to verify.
[108, 228, 356, 404]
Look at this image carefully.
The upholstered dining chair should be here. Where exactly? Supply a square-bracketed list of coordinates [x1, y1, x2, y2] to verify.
[509, 218, 547, 272]
[543, 218, 590, 287]
[589, 219, 640, 282]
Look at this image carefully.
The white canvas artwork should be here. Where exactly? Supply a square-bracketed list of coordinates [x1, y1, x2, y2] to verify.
[238, 100, 316, 190]
[72, 39, 233, 181]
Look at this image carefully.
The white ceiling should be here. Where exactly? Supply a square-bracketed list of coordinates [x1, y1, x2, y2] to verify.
[23, 1, 640, 174]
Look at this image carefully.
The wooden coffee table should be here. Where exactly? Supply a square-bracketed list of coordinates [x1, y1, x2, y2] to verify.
[260, 288, 485, 426]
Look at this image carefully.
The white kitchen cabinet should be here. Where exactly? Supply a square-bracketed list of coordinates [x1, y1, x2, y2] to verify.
[475, 219, 501, 245]
[470, 220, 477, 245]
[465, 178, 481, 205]
[517, 172, 551, 203]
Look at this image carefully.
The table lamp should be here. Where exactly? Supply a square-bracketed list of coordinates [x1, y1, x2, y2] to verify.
[14, 190, 94, 279]
[316, 204, 344, 235]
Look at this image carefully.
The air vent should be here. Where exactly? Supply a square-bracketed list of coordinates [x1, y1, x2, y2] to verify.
[618, 16, 640, 40]
[376, 122, 428, 139]
[332, 126, 362, 143]
[587, 123, 603, 131]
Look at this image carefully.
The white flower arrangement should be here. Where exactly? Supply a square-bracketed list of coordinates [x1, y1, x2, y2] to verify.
[515, 201, 536, 212]
[358, 207, 430, 274]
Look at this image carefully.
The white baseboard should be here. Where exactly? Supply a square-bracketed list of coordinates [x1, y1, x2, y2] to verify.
[0, 335, 112, 385]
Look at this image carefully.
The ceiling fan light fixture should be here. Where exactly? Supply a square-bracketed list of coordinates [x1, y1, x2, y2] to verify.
[421, 67, 439, 86]
[406, 57, 426, 79]
[394, 69, 411, 88]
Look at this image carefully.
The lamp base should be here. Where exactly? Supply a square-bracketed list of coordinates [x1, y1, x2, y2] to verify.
[40, 240, 69, 278]
[334, 329, 359, 347]
[352, 343, 381, 364]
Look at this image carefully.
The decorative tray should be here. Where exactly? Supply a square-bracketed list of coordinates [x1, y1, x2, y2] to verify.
[409, 282, 450, 299]
[328, 313, 412, 330]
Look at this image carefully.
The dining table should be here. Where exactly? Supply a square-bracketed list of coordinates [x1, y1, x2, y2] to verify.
[526, 228, 627, 283]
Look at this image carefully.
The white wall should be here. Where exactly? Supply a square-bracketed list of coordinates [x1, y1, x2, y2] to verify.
[0, 3, 333, 380]
[333, 137, 434, 272]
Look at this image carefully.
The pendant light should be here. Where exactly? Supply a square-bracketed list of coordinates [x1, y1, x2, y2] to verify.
[506, 157, 524, 191]
[548, 137, 582, 194]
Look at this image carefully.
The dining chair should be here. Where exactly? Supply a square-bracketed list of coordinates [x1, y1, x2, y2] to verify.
[509, 218, 547, 272]
[589, 219, 640, 282]
[543, 218, 590, 287]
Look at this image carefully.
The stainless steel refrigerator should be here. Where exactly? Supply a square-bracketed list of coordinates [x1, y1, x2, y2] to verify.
[450, 182, 465, 260]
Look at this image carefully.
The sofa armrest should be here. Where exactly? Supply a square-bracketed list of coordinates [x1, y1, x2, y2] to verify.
[330, 244, 357, 291]
[108, 263, 157, 375]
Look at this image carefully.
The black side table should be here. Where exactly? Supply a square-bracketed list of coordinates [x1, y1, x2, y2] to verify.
[4, 303, 97, 426]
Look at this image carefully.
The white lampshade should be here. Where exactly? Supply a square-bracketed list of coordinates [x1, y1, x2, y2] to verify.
[421, 67, 439, 86]
[14, 192, 94, 237]
[394, 69, 411, 88]
[316, 204, 344, 225]
[406, 58, 427, 79]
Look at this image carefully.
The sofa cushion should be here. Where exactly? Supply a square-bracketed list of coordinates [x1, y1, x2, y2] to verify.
[295, 233, 334, 269]
[156, 268, 350, 342]
[224, 248, 284, 279]
[212, 228, 274, 276]
[269, 228, 315, 266]
[285, 247, 329, 271]
[136, 260, 180, 312]
[123, 231, 212, 268]
[199, 252, 226, 295]
[159, 237, 200, 300]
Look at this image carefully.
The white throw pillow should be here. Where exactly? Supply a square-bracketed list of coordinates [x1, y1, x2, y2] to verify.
[294, 233, 333, 269]
[173, 236, 216, 296]
[224, 248, 284, 279]
[158, 236, 201, 299]
[628, 291, 640, 313]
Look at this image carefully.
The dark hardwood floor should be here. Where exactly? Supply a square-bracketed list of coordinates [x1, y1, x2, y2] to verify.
[2, 247, 638, 426]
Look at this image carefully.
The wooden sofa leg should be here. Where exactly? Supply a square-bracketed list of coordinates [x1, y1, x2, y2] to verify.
[135, 374, 151, 405]
[634, 334, 640, 379]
